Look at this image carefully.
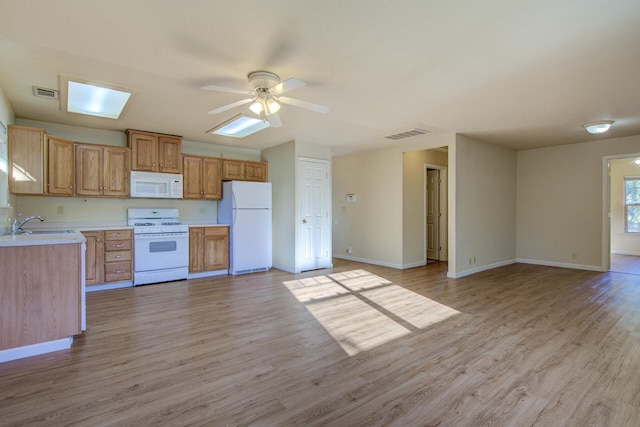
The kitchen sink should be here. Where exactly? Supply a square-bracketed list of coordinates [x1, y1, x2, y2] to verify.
[19, 229, 75, 235]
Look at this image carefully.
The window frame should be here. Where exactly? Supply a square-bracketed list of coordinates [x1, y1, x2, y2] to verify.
[624, 176, 640, 233]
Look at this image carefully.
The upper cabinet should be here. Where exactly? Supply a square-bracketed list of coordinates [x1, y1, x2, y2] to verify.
[8, 125, 46, 195]
[127, 130, 182, 174]
[46, 135, 75, 196]
[183, 155, 221, 200]
[222, 159, 268, 182]
[76, 143, 131, 197]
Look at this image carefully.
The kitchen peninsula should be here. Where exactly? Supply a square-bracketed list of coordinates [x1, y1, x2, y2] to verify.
[0, 230, 86, 362]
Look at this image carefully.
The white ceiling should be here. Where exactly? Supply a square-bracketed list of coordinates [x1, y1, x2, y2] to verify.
[0, 0, 639, 156]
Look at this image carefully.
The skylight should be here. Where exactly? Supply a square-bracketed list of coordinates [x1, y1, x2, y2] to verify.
[67, 81, 131, 119]
[207, 114, 270, 138]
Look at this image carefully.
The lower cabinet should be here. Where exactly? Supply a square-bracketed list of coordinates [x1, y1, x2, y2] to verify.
[189, 226, 229, 274]
[83, 229, 133, 290]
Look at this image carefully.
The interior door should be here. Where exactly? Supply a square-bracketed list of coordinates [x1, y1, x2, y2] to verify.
[426, 169, 440, 260]
[298, 158, 331, 272]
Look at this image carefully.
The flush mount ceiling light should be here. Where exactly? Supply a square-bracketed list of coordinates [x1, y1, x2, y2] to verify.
[66, 80, 132, 119]
[583, 120, 614, 135]
[207, 114, 270, 138]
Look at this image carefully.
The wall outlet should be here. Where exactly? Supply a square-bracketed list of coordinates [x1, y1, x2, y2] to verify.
[346, 246, 353, 254]
[200, 207, 206, 214]
[572, 252, 577, 259]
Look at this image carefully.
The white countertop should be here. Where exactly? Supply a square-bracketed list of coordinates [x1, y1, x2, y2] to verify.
[0, 230, 86, 247]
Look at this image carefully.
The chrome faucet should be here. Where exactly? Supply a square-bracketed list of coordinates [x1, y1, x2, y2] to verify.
[11, 213, 45, 234]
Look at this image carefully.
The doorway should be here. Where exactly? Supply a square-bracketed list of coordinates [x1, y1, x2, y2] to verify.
[425, 164, 448, 263]
[608, 156, 640, 275]
[297, 157, 332, 272]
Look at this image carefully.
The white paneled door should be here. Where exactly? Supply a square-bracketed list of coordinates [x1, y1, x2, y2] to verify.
[298, 158, 331, 272]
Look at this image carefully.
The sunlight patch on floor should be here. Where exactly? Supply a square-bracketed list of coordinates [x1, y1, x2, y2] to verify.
[283, 269, 460, 356]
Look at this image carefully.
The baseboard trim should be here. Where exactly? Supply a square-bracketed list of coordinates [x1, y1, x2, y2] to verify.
[187, 270, 228, 280]
[86, 281, 133, 293]
[517, 258, 604, 272]
[0, 337, 73, 363]
[447, 259, 517, 278]
[611, 250, 640, 257]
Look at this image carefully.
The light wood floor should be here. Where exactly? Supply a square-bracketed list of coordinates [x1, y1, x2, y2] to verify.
[1, 259, 640, 426]
[610, 254, 640, 275]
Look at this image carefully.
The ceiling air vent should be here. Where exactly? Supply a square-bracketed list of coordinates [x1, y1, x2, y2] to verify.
[32, 86, 59, 100]
[384, 128, 430, 140]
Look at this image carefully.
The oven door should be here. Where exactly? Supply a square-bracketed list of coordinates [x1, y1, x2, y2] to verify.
[134, 232, 189, 272]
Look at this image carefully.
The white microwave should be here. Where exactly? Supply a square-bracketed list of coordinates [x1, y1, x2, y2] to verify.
[130, 171, 183, 199]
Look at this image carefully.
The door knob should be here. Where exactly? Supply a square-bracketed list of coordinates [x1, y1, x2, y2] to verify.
[302, 219, 307, 224]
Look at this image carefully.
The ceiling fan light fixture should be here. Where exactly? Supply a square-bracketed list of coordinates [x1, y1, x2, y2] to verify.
[266, 97, 280, 114]
[249, 99, 264, 115]
[583, 120, 614, 134]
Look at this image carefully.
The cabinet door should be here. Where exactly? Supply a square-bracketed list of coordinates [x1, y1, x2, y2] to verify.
[245, 161, 268, 182]
[189, 227, 204, 272]
[158, 135, 182, 174]
[103, 147, 130, 197]
[47, 136, 74, 196]
[8, 125, 45, 194]
[183, 156, 203, 199]
[83, 231, 105, 285]
[204, 227, 229, 271]
[75, 144, 103, 196]
[222, 159, 245, 180]
[129, 132, 158, 172]
[202, 157, 222, 199]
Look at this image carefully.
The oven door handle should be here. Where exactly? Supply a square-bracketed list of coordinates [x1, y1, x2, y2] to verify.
[134, 233, 188, 239]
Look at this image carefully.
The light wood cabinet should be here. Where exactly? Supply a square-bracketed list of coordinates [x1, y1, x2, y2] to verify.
[127, 130, 182, 174]
[46, 135, 75, 196]
[189, 226, 228, 273]
[222, 159, 268, 182]
[83, 231, 105, 285]
[76, 144, 130, 197]
[82, 229, 132, 287]
[183, 155, 221, 200]
[104, 229, 133, 283]
[8, 125, 46, 194]
[245, 161, 268, 182]
[0, 243, 82, 350]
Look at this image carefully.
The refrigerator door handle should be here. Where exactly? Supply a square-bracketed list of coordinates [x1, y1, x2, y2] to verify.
[232, 192, 237, 228]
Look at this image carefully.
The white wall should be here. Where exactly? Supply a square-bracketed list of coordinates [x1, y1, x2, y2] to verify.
[608, 158, 640, 255]
[517, 135, 640, 270]
[452, 135, 517, 276]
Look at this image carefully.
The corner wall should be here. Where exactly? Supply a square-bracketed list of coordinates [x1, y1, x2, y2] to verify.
[0, 86, 16, 233]
[517, 135, 640, 270]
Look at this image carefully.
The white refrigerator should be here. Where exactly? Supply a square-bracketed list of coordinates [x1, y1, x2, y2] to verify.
[218, 181, 272, 275]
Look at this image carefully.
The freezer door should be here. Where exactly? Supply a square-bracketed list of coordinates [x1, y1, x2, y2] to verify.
[230, 181, 272, 209]
[230, 209, 272, 274]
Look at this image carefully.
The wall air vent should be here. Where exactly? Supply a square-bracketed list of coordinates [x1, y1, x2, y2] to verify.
[32, 86, 59, 100]
[384, 128, 430, 140]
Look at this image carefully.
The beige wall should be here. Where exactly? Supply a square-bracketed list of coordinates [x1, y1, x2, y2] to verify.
[517, 135, 640, 270]
[609, 158, 640, 255]
[402, 149, 448, 266]
[0, 86, 16, 233]
[262, 140, 332, 273]
[262, 141, 296, 272]
[333, 148, 404, 267]
[453, 134, 517, 276]
[11, 119, 262, 225]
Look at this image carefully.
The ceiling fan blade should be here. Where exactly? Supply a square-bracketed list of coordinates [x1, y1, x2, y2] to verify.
[278, 96, 329, 113]
[207, 97, 254, 115]
[270, 78, 306, 95]
[201, 84, 253, 95]
[267, 112, 282, 128]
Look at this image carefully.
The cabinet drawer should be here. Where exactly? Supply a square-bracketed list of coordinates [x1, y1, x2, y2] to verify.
[205, 227, 228, 237]
[104, 261, 132, 282]
[104, 229, 132, 240]
[105, 250, 132, 262]
[105, 240, 132, 251]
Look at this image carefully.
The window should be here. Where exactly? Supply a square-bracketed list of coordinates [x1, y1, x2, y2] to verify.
[624, 177, 640, 233]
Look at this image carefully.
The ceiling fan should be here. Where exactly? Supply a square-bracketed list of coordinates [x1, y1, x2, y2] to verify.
[201, 71, 329, 127]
